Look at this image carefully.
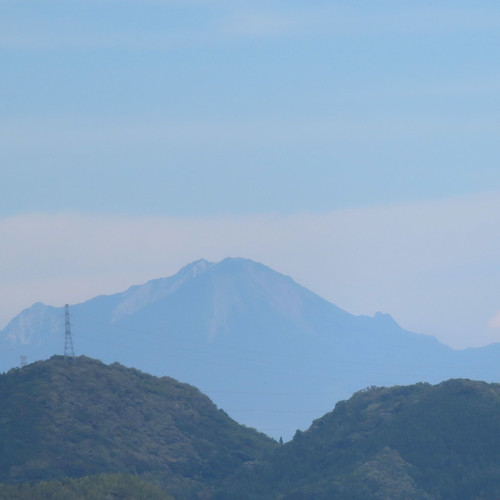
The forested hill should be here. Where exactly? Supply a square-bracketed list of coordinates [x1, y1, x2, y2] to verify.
[4, 258, 500, 442]
[0, 356, 276, 498]
[2, 357, 500, 499]
[220, 379, 500, 499]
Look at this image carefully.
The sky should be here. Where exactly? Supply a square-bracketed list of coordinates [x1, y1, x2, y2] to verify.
[2, 0, 500, 349]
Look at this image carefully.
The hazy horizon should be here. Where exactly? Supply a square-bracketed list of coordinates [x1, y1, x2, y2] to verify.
[3, 1, 500, 349]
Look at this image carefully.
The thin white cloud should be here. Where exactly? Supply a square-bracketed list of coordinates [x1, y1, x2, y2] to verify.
[2, 193, 500, 349]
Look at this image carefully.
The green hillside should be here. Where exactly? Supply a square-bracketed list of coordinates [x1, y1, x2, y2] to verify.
[220, 379, 500, 499]
[2, 356, 500, 499]
[0, 473, 173, 500]
[0, 356, 276, 498]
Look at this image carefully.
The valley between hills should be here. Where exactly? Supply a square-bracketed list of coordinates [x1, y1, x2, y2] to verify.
[2, 259, 500, 498]
[1, 356, 500, 499]
[2, 258, 500, 442]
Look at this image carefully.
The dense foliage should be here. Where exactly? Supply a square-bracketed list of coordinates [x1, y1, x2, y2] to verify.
[0, 473, 172, 500]
[2, 356, 500, 499]
[219, 380, 500, 499]
[0, 356, 276, 498]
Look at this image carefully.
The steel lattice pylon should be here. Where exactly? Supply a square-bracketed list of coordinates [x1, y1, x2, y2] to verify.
[64, 304, 75, 359]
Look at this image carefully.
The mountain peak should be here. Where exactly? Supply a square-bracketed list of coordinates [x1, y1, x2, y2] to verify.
[2, 257, 499, 440]
[177, 258, 214, 277]
[110, 258, 215, 321]
[373, 311, 398, 324]
[211, 257, 270, 275]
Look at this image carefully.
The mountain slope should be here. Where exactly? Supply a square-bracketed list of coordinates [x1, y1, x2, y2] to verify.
[2, 257, 500, 439]
[221, 379, 500, 499]
[0, 356, 276, 498]
[3, 366, 500, 500]
[0, 474, 173, 500]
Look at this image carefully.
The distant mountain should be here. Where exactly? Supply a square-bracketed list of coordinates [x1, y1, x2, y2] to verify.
[221, 379, 500, 500]
[0, 356, 276, 498]
[2, 257, 500, 439]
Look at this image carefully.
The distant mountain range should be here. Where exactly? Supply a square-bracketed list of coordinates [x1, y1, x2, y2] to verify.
[2, 357, 500, 500]
[2, 257, 500, 439]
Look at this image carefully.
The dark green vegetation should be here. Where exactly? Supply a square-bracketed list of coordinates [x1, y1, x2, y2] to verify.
[0, 356, 276, 498]
[221, 380, 500, 499]
[0, 473, 172, 500]
[2, 357, 500, 499]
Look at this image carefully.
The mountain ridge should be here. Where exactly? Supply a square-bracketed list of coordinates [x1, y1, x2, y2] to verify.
[1, 257, 499, 439]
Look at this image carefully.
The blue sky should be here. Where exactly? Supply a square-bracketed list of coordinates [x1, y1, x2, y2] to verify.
[2, 1, 500, 348]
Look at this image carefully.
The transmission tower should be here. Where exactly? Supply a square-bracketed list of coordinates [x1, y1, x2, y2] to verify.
[64, 304, 75, 359]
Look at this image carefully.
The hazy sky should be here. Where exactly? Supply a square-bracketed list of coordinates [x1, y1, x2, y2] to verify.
[2, 1, 500, 348]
